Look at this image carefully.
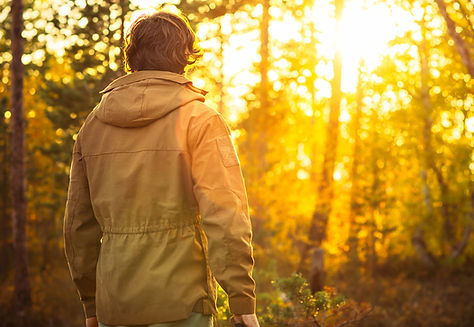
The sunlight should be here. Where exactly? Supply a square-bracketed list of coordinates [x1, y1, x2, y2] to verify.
[333, 169, 342, 181]
[338, 0, 416, 92]
[306, 0, 417, 92]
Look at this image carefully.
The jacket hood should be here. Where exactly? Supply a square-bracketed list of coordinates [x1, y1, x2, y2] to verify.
[95, 70, 207, 128]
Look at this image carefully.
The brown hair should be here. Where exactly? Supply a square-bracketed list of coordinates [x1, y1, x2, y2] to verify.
[124, 12, 202, 74]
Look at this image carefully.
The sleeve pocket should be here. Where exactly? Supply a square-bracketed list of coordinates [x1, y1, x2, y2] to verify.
[216, 135, 240, 167]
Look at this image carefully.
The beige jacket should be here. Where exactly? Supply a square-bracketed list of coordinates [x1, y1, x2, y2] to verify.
[63, 70, 256, 325]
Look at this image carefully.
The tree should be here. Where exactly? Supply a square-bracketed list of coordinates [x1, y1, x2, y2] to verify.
[10, 0, 32, 317]
[381, 0, 473, 265]
[411, 4, 473, 264]
[301, 0, 344, 293]
[40, 0, 134, 202]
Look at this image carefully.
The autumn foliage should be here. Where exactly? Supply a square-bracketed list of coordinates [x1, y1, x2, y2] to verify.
[0, 0, 473, 326]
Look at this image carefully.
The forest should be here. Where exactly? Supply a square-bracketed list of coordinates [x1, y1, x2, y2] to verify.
[0, 0, 473, 326]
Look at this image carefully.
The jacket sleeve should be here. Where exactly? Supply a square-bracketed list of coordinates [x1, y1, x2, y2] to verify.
[189, 113, 256, 315]
[63, 135, 102, 318]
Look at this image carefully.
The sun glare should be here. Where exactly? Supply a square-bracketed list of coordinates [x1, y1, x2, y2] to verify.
[338, 0, 416, 91]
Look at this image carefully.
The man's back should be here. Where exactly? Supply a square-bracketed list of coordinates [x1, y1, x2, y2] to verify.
[64, 70, 256, 325]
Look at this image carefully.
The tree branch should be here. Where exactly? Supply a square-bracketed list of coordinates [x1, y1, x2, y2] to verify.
[434, 0, 474, 77]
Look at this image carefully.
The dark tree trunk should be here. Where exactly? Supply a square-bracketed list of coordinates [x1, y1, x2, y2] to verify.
[10, 0, 32, 317]
[434, 0, 474, 78]
[0, 123, 12, 280]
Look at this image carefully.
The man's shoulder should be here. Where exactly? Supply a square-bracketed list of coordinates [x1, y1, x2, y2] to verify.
[180, 100, 221, 129]
[183, 99, 218, 117]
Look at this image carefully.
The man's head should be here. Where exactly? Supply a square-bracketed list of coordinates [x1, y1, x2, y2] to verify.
[124, 12, 201, 74]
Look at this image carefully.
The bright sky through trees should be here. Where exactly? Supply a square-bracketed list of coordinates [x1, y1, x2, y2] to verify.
[131, 0, 418, 93]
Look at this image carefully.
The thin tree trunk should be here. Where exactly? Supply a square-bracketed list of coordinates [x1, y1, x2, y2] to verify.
[310, 18, 318, 182]
[250, 0, 270, 236]
[116, 0, 128, 72]
[260, 0, 269, 112]
[368, 212, 378, 276]
[412, 227, 436, 267]
[119, 0, 127, 47]
[347, 63, 364, 263]
[303, 0, 344, 293]
[368, 107, 379, 276]
[450, 182, 473, 259]
[218, 19, 225, 115]
[434, 0, 474, 77]
[10, 0, 32, 316]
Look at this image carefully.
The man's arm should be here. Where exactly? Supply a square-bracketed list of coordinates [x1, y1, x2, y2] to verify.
[189, 113, 257, 316]
[63, 134, 102, 319]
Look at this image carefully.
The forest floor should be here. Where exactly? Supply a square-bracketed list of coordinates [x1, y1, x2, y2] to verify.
[1, 258, 473, 327]
[332, 259, 474, 327]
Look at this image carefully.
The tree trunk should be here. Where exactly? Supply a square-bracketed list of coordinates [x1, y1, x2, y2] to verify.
[119, 0, 127, 47]
[310, 248, 324, 293]
[10, 0, 32, 317]
[251, 0, 270, 235]
[302, 0, 344, 293]
[118, 0, 128, 69]
[309, 17, 318, 182]
[347, 63, 364, 264]
[0, 124, 11, 279]
[218, 19, 226, 115]
[450, 181, 473, 259]
[368, 107, 380, 276]
[434, 0, 474, 78]
[260, 0, 270, 112]
[412, 227, 436, 267]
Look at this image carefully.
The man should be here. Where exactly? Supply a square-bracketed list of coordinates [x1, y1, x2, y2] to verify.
[63, 11, 259, 327]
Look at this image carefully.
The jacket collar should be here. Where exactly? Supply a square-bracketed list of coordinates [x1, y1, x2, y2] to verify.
[99, 70, 207, 95]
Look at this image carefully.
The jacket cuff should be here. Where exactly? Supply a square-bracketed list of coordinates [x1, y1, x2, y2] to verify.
[82, 299, 96, 318]
[229, 296, 256, 315]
